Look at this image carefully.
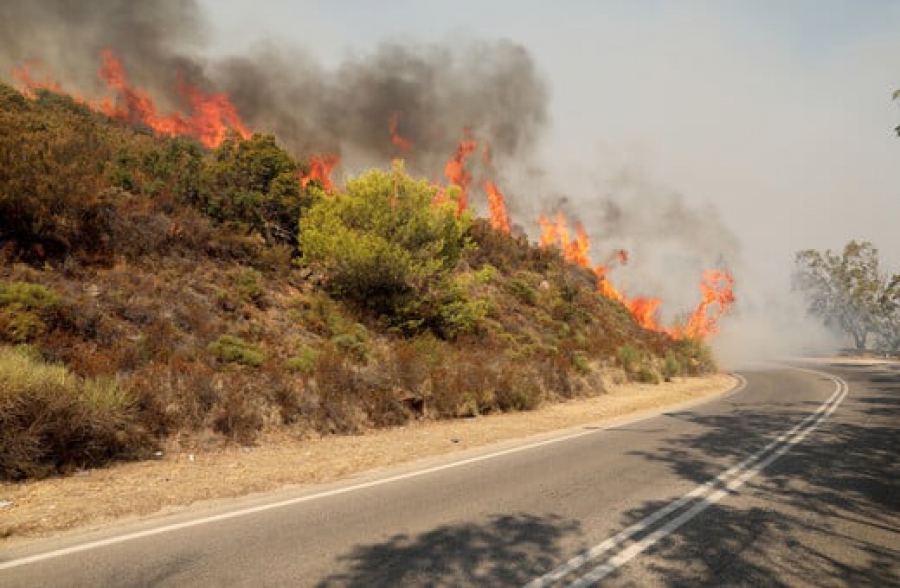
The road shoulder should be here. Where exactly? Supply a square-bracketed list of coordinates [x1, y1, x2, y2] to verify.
[0, 373, 737, 546]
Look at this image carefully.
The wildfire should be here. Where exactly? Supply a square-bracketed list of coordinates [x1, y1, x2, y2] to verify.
[13, 50, 250, 149]
[483, 181, 511, 233]
[13, 63, 64, 99]
[537, 210, 733, 337]
[388, 112, 412, 154]
[300, 154, 340, 192]
[673, 270, 736, 339]
[98, 50, 250, 148]
[444, 129, 478, 215]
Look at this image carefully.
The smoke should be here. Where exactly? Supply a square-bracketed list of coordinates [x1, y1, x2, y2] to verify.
[0, 0, 548, 169]
[0, 0, 207, 101]
[214, 40, 548, 168]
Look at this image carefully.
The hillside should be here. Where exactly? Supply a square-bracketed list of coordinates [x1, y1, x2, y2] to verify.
[0, 83, 718, 481]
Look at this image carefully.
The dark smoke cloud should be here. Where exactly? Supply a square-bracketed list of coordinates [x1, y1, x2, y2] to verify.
[0, 0, 549, 169]
[0, 0, 206, 100]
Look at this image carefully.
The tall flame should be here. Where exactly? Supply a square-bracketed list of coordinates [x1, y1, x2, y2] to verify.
[675, 270, 735, 339]
[300, 154, 340, 192]
[444, 129, 478, 215]
[483, 181, 511, 233]
[98, 49, 250, 148]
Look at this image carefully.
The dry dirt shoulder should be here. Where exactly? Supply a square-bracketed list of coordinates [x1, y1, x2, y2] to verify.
[0, 373, 736, 545]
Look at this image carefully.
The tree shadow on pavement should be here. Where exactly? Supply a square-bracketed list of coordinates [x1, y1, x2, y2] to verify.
[606, 366, 900, 586]
[315, 513, 582, 587]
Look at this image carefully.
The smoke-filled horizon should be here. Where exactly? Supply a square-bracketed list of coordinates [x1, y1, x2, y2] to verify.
[3, 0, 897, 362]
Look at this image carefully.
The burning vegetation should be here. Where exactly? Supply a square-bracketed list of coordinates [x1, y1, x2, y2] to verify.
[0, 29, 734, 479]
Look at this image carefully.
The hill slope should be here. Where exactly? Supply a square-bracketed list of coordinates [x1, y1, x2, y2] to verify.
[0, 84, 714, 480]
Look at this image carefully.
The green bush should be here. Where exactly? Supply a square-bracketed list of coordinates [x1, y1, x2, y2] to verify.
[662, 353, 683, 381]
[0, 282, 60, 343]
[617, 344, 641, 373]
[298, 162, 470, 323]
[571, 351, 591, 375]
[0, 346, 144, 480]
[285, 346, 320, 374]
[207, 335, 266, 367]
[201, 134, 311, 244]
[330, 323, 371, 363]
[635, 366, 661, 385]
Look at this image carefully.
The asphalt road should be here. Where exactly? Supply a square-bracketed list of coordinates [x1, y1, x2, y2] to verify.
[1, 362, 898, 587]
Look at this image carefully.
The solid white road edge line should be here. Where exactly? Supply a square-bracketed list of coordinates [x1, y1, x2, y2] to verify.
[0, 374, 745, 571]
[524, 367, 848, 588]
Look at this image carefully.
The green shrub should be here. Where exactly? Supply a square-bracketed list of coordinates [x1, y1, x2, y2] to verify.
[0, 282, 60, 343]
[201, 134, 310, 244]
[662, 353, 683, 381]
[617, 344, 641, 373]
[285, 345, 320, 374]
[234, 268, 264, 306]
[0, 346, 144, 480]
[636, 366, 661, 384]
[330, 323, 371, 363]
[508, 277, 538, 306]
[571, 351, 591, 375]
[298, 162, 470, 323]
[207, 335, 266, 367]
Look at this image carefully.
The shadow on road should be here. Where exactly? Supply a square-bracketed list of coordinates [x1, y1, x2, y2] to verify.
[315, 513, 583, 587]
[608, 365, 900, 586]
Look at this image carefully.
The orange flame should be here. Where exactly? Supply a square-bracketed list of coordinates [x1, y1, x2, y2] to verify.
[98, 49, 250, 148]
[444, 129, 478, 215]
[674, 270, 735, 339]
[13, 63, 64, 99]
[483, 181, 511, 233]
[300, 154, 340, 192]
[13, 51, 250, 149]
[388, 112, 412, 154]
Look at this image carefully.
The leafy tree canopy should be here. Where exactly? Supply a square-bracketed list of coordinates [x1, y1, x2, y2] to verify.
[794, 240, 899, 351]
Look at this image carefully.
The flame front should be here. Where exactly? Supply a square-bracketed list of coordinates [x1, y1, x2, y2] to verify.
[444, 129, 478, 215]
[483, 181, 511, 233]
[98, 50, 250, 148]
[537, 210, 733, 337]
[674, 270, 736, 339]
[13, 50, 250, 149]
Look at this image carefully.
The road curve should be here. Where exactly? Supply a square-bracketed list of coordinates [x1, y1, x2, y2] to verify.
[1, 362, 898, 587]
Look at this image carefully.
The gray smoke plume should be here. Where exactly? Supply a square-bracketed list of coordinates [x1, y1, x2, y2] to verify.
[0, 0, 548, 170]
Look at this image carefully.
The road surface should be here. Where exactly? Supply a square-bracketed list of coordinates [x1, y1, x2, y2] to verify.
[1, 362, 898, 586]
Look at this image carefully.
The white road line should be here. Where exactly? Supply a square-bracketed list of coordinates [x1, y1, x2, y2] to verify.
[0, 374, 746, 571]
[525, 368, 848, 587]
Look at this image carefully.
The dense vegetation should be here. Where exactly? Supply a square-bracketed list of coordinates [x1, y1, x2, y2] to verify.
[0, 83, 714, 480]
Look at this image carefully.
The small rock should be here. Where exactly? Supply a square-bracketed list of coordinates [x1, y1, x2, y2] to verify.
[153, 451, 164, 458]
[450, 438, 460, 444]
[188, 454, 195, 462]
[0, 500, 12, 510]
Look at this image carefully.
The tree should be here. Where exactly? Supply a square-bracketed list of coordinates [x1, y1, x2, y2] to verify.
[298, 162, 471, 330]
[874, 274, 900, 352]
[201, 134, 311, 245]
[793, 240, 897, 351]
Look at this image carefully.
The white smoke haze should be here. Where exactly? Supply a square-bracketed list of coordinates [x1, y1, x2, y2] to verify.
[3, 1, 898, 362]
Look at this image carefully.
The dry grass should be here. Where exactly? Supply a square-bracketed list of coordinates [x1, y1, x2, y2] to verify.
[0, 373, 735, 544]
